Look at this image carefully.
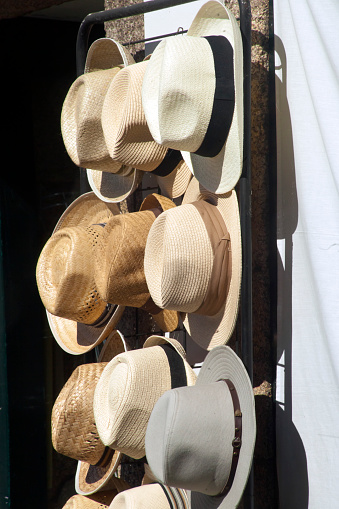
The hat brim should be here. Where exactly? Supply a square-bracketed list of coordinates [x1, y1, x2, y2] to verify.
[180, 0, 243, 194]
[87, 167, 143, 203]
[46, 193, 125, 355]
[187, 345, 256, 508]
[156, 160, 192, 199]
[181, 177, 241, 350]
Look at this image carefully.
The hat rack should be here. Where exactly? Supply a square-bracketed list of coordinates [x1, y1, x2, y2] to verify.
[75, 0, 253, 507]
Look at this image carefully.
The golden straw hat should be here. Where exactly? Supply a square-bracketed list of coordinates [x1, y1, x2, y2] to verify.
[52, 331, 130, 496]
[142, 0, 243, 194]
[36, 192, 125, 355]
[109, 484, 189, 509]
[94, 192, 179, 332]
[144, 177, 242, 350]
[101, 60, 192, 198]
[93, 336, 196, 460]
[62, 490, 124, 509]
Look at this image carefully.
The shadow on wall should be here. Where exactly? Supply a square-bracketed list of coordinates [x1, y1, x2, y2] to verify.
[274, 34, 308, 508]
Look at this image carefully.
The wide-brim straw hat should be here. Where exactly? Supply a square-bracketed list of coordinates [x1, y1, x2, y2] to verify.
[109, 484, 189, 509]
[101, 60, 192, 198]
[93, 336, 196, 460]
[142, 0, 243, 194]
[144, 177, 241, 350]
[36, 192, 125, 355]
[145, 345, 256, 508]
[52, 331, 130, 496]
[94, 193, 180, 332]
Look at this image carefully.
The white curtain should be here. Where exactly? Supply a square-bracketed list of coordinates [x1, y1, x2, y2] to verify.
[274, 1, 339, 507]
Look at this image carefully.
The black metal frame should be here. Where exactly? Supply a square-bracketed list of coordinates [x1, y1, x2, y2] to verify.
[76, 1, 253, 506]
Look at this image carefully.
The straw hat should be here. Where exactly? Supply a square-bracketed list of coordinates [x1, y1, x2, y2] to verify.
[36, 192, 125, 354]
[93, 335, 197, 459]
[94, 192, 179, 332]
[145, 345, 256, 508]
[62, 490, 123, 509]
[61, 37, 142, 203]
[142, 0, 243, 194]
[144, 177, 241, 351]
[109, 484, 189, 509]
[52, 331, 130, 495]
[101, 60, 192, 198]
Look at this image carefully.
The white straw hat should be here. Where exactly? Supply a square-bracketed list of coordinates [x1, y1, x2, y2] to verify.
[144, 177, 241, 351]
[109, 484, 189, 509]
[145, 345, 256, 508]
[36, 193, 125, 355]
[142, 0, 243, 194]
[93, 336, 196, 459]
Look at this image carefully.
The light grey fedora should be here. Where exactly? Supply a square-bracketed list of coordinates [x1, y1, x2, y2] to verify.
[145, 345, 256, 508]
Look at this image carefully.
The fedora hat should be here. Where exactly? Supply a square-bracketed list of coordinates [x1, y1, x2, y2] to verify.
[94, 192, 180, 332]
[144, 177, 242, 351]
[36, 192, 125, 354]
[93, 335, 197, 459]
[101, 60, 192, 198]
[145, 345, 256, 508]
[109, 484, 189, 509]
[142, 0, 243, 194]
[52, 331, 130, 496]
[61, 37, 142, 203]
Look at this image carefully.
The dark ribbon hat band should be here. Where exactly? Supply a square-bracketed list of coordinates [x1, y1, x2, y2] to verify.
[94, 445, 114, 468]
[158, 484, 189, 509]
[159, 343, 187, 389]
[194, 35, 235, 158]
[152, 148, 183, 177]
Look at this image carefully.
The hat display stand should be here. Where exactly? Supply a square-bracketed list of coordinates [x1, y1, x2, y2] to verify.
[41, 0, 254, 508]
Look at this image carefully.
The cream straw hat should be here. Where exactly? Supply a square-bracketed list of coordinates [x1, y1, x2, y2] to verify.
[93, 336, 196, 459]
[36, 193, 125, 354]
[61, 37, 142, 203]
[101, 61, 192, 198]
[145, 345, 256, 509]
[110, 484, 189, 509]
[142, 0, 243, 194]
[144, 177, 241, 351]
[52, 331, 130, 496]
[94, 193, 180, 332]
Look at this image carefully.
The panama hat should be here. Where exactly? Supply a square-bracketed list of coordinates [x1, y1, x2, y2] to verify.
[101, 60, 192, 198]
[93, 335, 196, 460]
[144, 177, 241, 351]
[36, 192, 125, 354]
[94, 192, 180, 332]
[62, 490, 125, 509]
[109, 484, 189, 509]
[142, 0, 243, 194]
[52, 331, 130, 496]
[145, 345, 256, 508]
[61, 37, 142, 203]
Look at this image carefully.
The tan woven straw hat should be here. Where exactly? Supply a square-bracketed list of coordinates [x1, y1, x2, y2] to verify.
[101, 60, 192, 198]
[142, 0, 243, 194]
[36, 192, 125, 354]
[93, 335, 196, 460]
[52, 331, 130, 496]
[110, 484, 189, 509]
[94, 193, 179, 332]
[145, 345, 256, 509]
[62, 490, 124, 509]
[144, 177, 241, 351]
[61, 37, 142, 203]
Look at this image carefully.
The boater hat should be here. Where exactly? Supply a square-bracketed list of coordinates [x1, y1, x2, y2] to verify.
[109, 484, 189, 509]
[52, 331, 130, 496]
[36, 193, 125, 354]
[142, 0, 243, 194]
[61, 37, 142, 203]
[145, 345, 256, 508]
[94, 193, 180, 332]
[144, 177, 241, 350]
[93, 336, 197, 459]
[101, 60, 192, 198]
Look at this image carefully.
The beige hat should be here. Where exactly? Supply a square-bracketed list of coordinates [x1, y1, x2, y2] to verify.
[144, 177, 242, 351]
[52, 331, 130, 496]
[101, 60, 192, 198]
[36, 193, 125, 355]
[61, 37, 142, 203]
[93, 336, 196, 460]
[142, 0, 243, 194]
[62, 490, 124, 509]
[94, 192, 180, 332]
[145, 345, 256, 508]
[109, 484, 189, 509]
